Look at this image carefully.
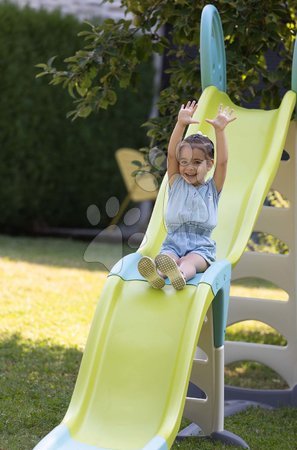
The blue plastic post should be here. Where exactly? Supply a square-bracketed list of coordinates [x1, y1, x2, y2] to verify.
[200, 5, 227, 92]
[212, 280, 230, 348]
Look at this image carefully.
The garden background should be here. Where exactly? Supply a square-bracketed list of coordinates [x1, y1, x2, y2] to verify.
[0, 1, 297, 449]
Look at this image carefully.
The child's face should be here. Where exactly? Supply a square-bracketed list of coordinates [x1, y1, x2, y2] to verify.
[178, 145, 213, 186]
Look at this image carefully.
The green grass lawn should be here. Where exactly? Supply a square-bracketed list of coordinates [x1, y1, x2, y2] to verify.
[0, 235, 296, 450]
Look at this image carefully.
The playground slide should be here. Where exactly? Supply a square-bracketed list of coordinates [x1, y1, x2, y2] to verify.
[34, 86, 296, 450]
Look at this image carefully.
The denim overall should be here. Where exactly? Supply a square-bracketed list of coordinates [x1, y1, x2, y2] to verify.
[160, 176, 220, 264]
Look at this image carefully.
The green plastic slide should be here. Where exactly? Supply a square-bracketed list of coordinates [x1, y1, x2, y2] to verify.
[34, 85, 296, 450]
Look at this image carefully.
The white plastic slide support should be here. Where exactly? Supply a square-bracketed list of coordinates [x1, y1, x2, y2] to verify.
[213, 346, 225, 432]
[184, 307, 216, 435]
[225, 121, 297, 406]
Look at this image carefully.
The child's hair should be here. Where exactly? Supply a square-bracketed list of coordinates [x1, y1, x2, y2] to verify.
[178, 133, 214, 159]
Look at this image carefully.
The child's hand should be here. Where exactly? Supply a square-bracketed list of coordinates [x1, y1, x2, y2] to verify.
[178, 100, 200, 126]
[206, 104, 236, 131]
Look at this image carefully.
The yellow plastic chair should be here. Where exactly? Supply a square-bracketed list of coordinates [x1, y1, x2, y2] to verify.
[110, 148, 158, 225]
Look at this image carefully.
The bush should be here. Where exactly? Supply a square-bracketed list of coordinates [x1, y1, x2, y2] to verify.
[0, 2, 153, 232]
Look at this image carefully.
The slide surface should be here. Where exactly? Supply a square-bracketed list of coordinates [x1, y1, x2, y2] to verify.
[34, 86, 296, 450]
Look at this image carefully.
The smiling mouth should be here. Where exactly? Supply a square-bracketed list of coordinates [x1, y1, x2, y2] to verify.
[183, 173, 199, 184]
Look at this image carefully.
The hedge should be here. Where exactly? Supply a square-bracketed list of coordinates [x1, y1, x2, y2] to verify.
[0, 2, 153, 232]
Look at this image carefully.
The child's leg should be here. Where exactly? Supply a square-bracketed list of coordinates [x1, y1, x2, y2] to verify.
[178, 253, 209, 280]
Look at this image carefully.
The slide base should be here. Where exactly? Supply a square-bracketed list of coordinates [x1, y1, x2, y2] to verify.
[225, 384, 297, 408]
[211, 431, 249, 449]
[177, 424, 249, 448]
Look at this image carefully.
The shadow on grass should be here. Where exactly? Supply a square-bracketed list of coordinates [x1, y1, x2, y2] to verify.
[0, 234, 135, 271]
[225, 360, 289, 390]
[0, 333, 82, 450]
[1, 333, 296, 450]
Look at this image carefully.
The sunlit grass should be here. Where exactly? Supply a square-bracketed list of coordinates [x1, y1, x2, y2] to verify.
[0, 258, 104, 347]
[231, 278, 288, 300]
[0, 234, 133, 347]
[226, 320, 287, 346]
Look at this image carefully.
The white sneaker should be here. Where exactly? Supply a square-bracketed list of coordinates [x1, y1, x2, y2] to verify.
[138, 256, 165, 289]
[155, 254, 186, 290]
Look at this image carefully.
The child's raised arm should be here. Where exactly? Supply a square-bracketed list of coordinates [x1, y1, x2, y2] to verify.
[206, 105, 236, 193]
[167, 100, 199, 185]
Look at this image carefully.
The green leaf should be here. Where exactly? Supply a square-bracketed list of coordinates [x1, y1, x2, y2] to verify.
[35, 63, 48, 69]
[131, 169, 145, 177]
[77, 106, 92, 118]
[131, 160, 142, 167]
[105, 89, 117, 105]
[35, 72, 49, 79]
[67, 83, 76, 98]
[47, 55, 57, 67]
[76, 84, 88, 97]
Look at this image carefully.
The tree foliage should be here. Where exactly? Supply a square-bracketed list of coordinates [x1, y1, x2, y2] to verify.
[37, 0, 297, 180]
